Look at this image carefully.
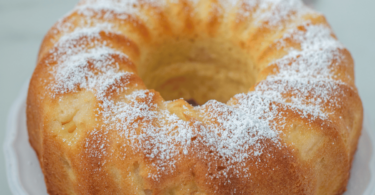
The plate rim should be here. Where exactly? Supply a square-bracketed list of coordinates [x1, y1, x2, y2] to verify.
[4, 80, 375, 195]
[363, 113, 375, 195]
[3, 80, 30, 195]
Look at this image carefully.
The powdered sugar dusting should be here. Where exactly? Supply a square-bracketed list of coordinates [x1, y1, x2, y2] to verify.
[274, 22, 344, 78]
[253, 0, 305, 26]
[48, 25, 129, 96]
[198, 98, 280, 161]
[232, 0, 311, 27]
[52, 47, 129, 95]
[75, 0, 161, 20]
[48, 25, 116, 61]
[253, 22, 348, 120]
[99, 90, 199, 178]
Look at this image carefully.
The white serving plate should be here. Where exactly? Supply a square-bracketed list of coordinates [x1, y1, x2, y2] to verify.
[4, 81, 375, 195]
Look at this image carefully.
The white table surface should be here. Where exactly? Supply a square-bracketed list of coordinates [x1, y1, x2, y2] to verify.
[1, 0, 374, 194]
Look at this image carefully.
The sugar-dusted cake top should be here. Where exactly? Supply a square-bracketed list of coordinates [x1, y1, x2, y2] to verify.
[45, 0, 351, 180]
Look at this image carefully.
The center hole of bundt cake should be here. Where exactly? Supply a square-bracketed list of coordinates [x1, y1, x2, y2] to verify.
[138, 36, 257, 105]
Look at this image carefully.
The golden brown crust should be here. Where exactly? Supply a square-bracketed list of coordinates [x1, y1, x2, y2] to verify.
[27, 0, 363, 194]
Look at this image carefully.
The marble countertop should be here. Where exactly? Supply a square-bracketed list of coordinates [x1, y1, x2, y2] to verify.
[1, 0, 374, 194]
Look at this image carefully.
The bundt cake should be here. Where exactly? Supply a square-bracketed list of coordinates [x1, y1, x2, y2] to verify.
[27, 0, 363, 194]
